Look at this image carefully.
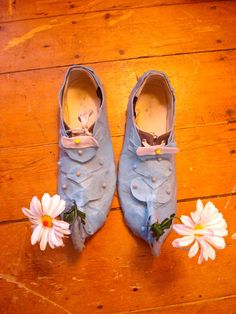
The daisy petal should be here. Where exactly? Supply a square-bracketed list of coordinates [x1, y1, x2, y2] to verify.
[206, 242, 216, 261]
[232, 233, 236, 240]
[49, 229, 59, 247]
[198, 247, 204, 264]
[180, 215, 195, 228]
[41, 193, 51, 214]
[37, 225, 44, 243]
[204, 201, 218, 216]
[205, 219, 227, 230]
[201, 202, 218, 222]
[194, 228, 215, 236]
[198, 239, 209, 261]
[31, 224, 43, 245]
[48, 232, 55, 249]
[48, 194, 61, 216]
[53, 219, 70, 229]
[173, 224, 193, 236]
[196, 199, 204, 213]
[172, 235, 194, 248]
[22, 207, 38, 219]
[57, 237, 64, 247]
[54, 225, 71, 236]
[40, 229, 48, 251]
[211, 228, 228, 237]
[30, 196, 42, 216]
[200, 239, 216, 261]
[51, 200, 66, 218]
[188, 240, 199, 258]
[50, 229, 64, 247]
[203, 235, 226, 250]
[191, 211, 201, 224]
[205, 213, 225, 226]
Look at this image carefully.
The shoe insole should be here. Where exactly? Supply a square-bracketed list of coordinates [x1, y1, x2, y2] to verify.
[63, 71, 100, 131]
[135, 78, 168, 136]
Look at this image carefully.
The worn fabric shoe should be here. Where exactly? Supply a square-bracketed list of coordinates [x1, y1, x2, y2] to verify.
[118, 70, 179, 255]
[58, 65, 116, 251]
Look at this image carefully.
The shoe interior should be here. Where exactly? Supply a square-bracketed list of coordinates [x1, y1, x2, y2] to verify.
[134, 74, 172, 137]
[62, 68, 101, 134]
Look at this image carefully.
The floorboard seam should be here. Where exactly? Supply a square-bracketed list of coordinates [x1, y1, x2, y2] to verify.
[0, 47, 235, 76]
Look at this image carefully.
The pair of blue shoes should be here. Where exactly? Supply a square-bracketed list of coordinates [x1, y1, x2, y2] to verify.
[58, 65, 179, 255]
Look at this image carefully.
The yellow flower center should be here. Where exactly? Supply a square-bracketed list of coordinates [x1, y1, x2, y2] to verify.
[74, 139, 81, 144]
[155, 149, 161, 155]
[194, 224, 204, 231]
[41, 215, 53, 228]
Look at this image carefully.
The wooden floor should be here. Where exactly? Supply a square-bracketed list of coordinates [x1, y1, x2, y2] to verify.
[0, 0, 236, 313]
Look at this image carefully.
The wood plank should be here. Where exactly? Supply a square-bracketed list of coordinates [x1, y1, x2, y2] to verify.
[0, 196, 236, 313]
[0, 2, 236, 73]
[1, 283, 236, 314]
[0, 122, 235, 222]
[0, 50, 235, 149]
[0, 0, 228, 23]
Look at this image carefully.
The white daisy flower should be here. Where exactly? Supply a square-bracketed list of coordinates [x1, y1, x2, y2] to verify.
[22, 193, 70, 251]
[172, 199, 228, 264]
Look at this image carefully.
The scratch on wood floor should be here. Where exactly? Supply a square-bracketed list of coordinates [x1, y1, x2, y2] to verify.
[4, 24, 54, 51]
[224, 183, 236, 210]
[0, 273, 72, 314]
[181, 8, 195, 19]
[3, 19, 69, 51]
[4, 156, 47, 171]
[150, 37, 194, 49]
[31, 114, 47, 140]
[72, 276, 84, 282]
[114, 294, 236, 313]
[108, 11, 133, 26]
[37, 276, 52, 280]
[194, 25, 221, 33]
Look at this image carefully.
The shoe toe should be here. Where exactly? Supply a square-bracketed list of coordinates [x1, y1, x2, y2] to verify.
[119, 155, 176, 254]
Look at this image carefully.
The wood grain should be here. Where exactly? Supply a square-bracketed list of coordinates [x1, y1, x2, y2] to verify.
[0, 0, 229, 23]
[0, 196, 236, 313]
[0, 50, 235, 149]
[0, 2, 235, 73]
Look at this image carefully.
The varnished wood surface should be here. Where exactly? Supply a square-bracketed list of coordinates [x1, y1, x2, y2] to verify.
[0, 0, 236, 313]
[0, 0, 231, 23]
[0, 2, 236, 73]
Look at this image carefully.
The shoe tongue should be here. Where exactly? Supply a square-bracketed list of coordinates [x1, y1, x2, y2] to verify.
[78, 109, 93, 130]
[64, 109, 94, 137]
[138, 129, 170, 146]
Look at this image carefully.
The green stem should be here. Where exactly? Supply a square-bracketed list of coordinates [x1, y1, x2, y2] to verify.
[63, 200, 86, 225]
[150, 214, 181, 241]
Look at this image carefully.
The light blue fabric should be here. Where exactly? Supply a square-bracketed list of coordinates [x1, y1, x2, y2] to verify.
[118, 70, 177, 256]
[58, 65, 116, 251]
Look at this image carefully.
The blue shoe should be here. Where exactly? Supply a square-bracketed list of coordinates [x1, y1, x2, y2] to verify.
[118, 71, 179, 255]
[58, 65, 116, 251]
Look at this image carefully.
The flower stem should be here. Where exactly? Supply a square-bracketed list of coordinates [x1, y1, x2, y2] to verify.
[63, 201, 86, 225]
[151, 214, 180, 241]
